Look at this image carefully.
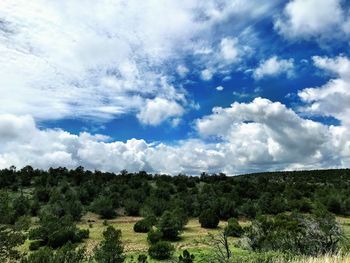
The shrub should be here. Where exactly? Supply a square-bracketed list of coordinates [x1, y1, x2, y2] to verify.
[246, 210, 346, 256]
[225, 218, 243, 237]
[137, 254, 148, 263]
[94, 226, 124, 263]
[90, 196, 116, 219]
[178, 249, 195, 263]
[158, 211, 182, 240]
[147, 229, 162, 244]
[134, 219, 152, 233]
[22, 243, 87, 263]
[148, 241, 174, 260]
[29, 240, 44, 251]
[124, 199, 140, 216]
[199, 210, 219, 229]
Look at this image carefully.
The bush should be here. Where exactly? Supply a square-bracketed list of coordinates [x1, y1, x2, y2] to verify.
[225, 218, 243, 237]
[134, 219, 152, 233]
[158, 211, 182, 240]
[90, 196, 116, 219]
[29, 240, 44, 251]
[147, 229, 162, 244]
[148, 241, 174, 260]
[178, 249, 195, 263]
[22, 243, 87, 263]
[199, 210, 219, 229]
[246, 210, 346, 256]
[124, 199, 140, 216]
[28, 214, 87, 249]
[75, 229, 89, 241]
[94, 226, 124, 263]
[137, 254, 148, 263]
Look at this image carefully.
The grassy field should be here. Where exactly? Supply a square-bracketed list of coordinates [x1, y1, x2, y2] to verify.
[18, 213, 350, 262]
[77, 212, 244, 262]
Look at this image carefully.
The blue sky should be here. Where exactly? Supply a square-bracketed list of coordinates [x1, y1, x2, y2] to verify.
[1, 0, 350, 174]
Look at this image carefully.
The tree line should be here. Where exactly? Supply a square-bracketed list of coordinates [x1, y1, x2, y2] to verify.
[0, 166, 349, 262]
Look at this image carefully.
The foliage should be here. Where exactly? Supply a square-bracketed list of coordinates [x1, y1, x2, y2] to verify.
[148, 241, 174, 260]
[178, 249, 195, 263]
[158, 210, 183, 240]
[28, 213, 88, 248]
[137, 254, 148, 263]
[225, 217, 243, 237]
[21, 242, 87, 263]
[147, 229, 162, 244]
[94, 226, 125, 263]
[133, 219, 152, 233]
[199, 209, 219, 229]
[0, 225, 25, 261]
[90, 195, 116, 219]
[246, 210, 346, 256]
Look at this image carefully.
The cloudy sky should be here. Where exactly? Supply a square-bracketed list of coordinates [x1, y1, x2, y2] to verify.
[0, 0, 350, 175]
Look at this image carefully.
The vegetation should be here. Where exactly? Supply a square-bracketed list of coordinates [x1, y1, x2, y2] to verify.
[94, 226, 124, 263]
[148, 241, 174, 260]
[1, 167, 350, 262]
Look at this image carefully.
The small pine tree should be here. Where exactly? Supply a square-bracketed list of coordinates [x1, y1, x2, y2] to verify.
[199, 210, 219, 229]
[94, 226, 124, 263]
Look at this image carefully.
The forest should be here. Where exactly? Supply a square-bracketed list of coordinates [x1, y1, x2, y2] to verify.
[1, 166, 350, 262]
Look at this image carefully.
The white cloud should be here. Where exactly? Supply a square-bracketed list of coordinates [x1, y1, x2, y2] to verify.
[1, 96, 349, 175]
[136, 98, 184, 126]
[253, 56, 294, 79]
[201, 69, 213, 81]
[274, 0, 347, 41]
[216, 86, 224, 91]
[0, 0, 280, 125]
[299, 55, 350, 126]
[176, 65, 189, 78]
[220, 38, 239, 62]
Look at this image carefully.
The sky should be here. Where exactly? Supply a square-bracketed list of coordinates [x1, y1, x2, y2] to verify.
[0, 0, 350, 175]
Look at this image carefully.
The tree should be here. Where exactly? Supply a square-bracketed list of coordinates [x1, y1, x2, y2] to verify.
[0, 191, 14, 224]
[28, 213, 88, 249]
[147, 229, 162, 244]
[148, 241, 174, 260]
[21, 243, 87, 263]
[199, 210, 219, 229]
[0, 225, 25, 261]
[158, 211, 182, 240]
[134, 219, 152, 233]
[246, 211, 346, 256]
[90, 195, 116, 219]
[94, 226, 125, 263]
[224, 218, 243, 237]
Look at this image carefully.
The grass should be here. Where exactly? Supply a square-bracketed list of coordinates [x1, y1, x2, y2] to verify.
[17, 214, 350, 262]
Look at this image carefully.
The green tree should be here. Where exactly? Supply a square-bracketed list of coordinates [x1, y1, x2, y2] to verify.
[224, 218, 243, 237]
[94, 226, 125, 263]
[158, 211, 182, 240]
[199, 210, 219, 229]
[0, 225, 25, 261]
[148, 241, 174, 260]
[90, 195, 116, 219]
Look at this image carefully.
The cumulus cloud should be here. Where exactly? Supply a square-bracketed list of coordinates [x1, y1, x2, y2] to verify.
[136, 98, 185, 126]
[0, 0, 279, 125]
[274, 0, 348, 41]
[253, 56, 294, 79]
[299, 55, 350, 126]
[1, 96, 349, 175]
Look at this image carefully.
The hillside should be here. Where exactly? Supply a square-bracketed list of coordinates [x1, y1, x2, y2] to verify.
[1, 167, 350, 262]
